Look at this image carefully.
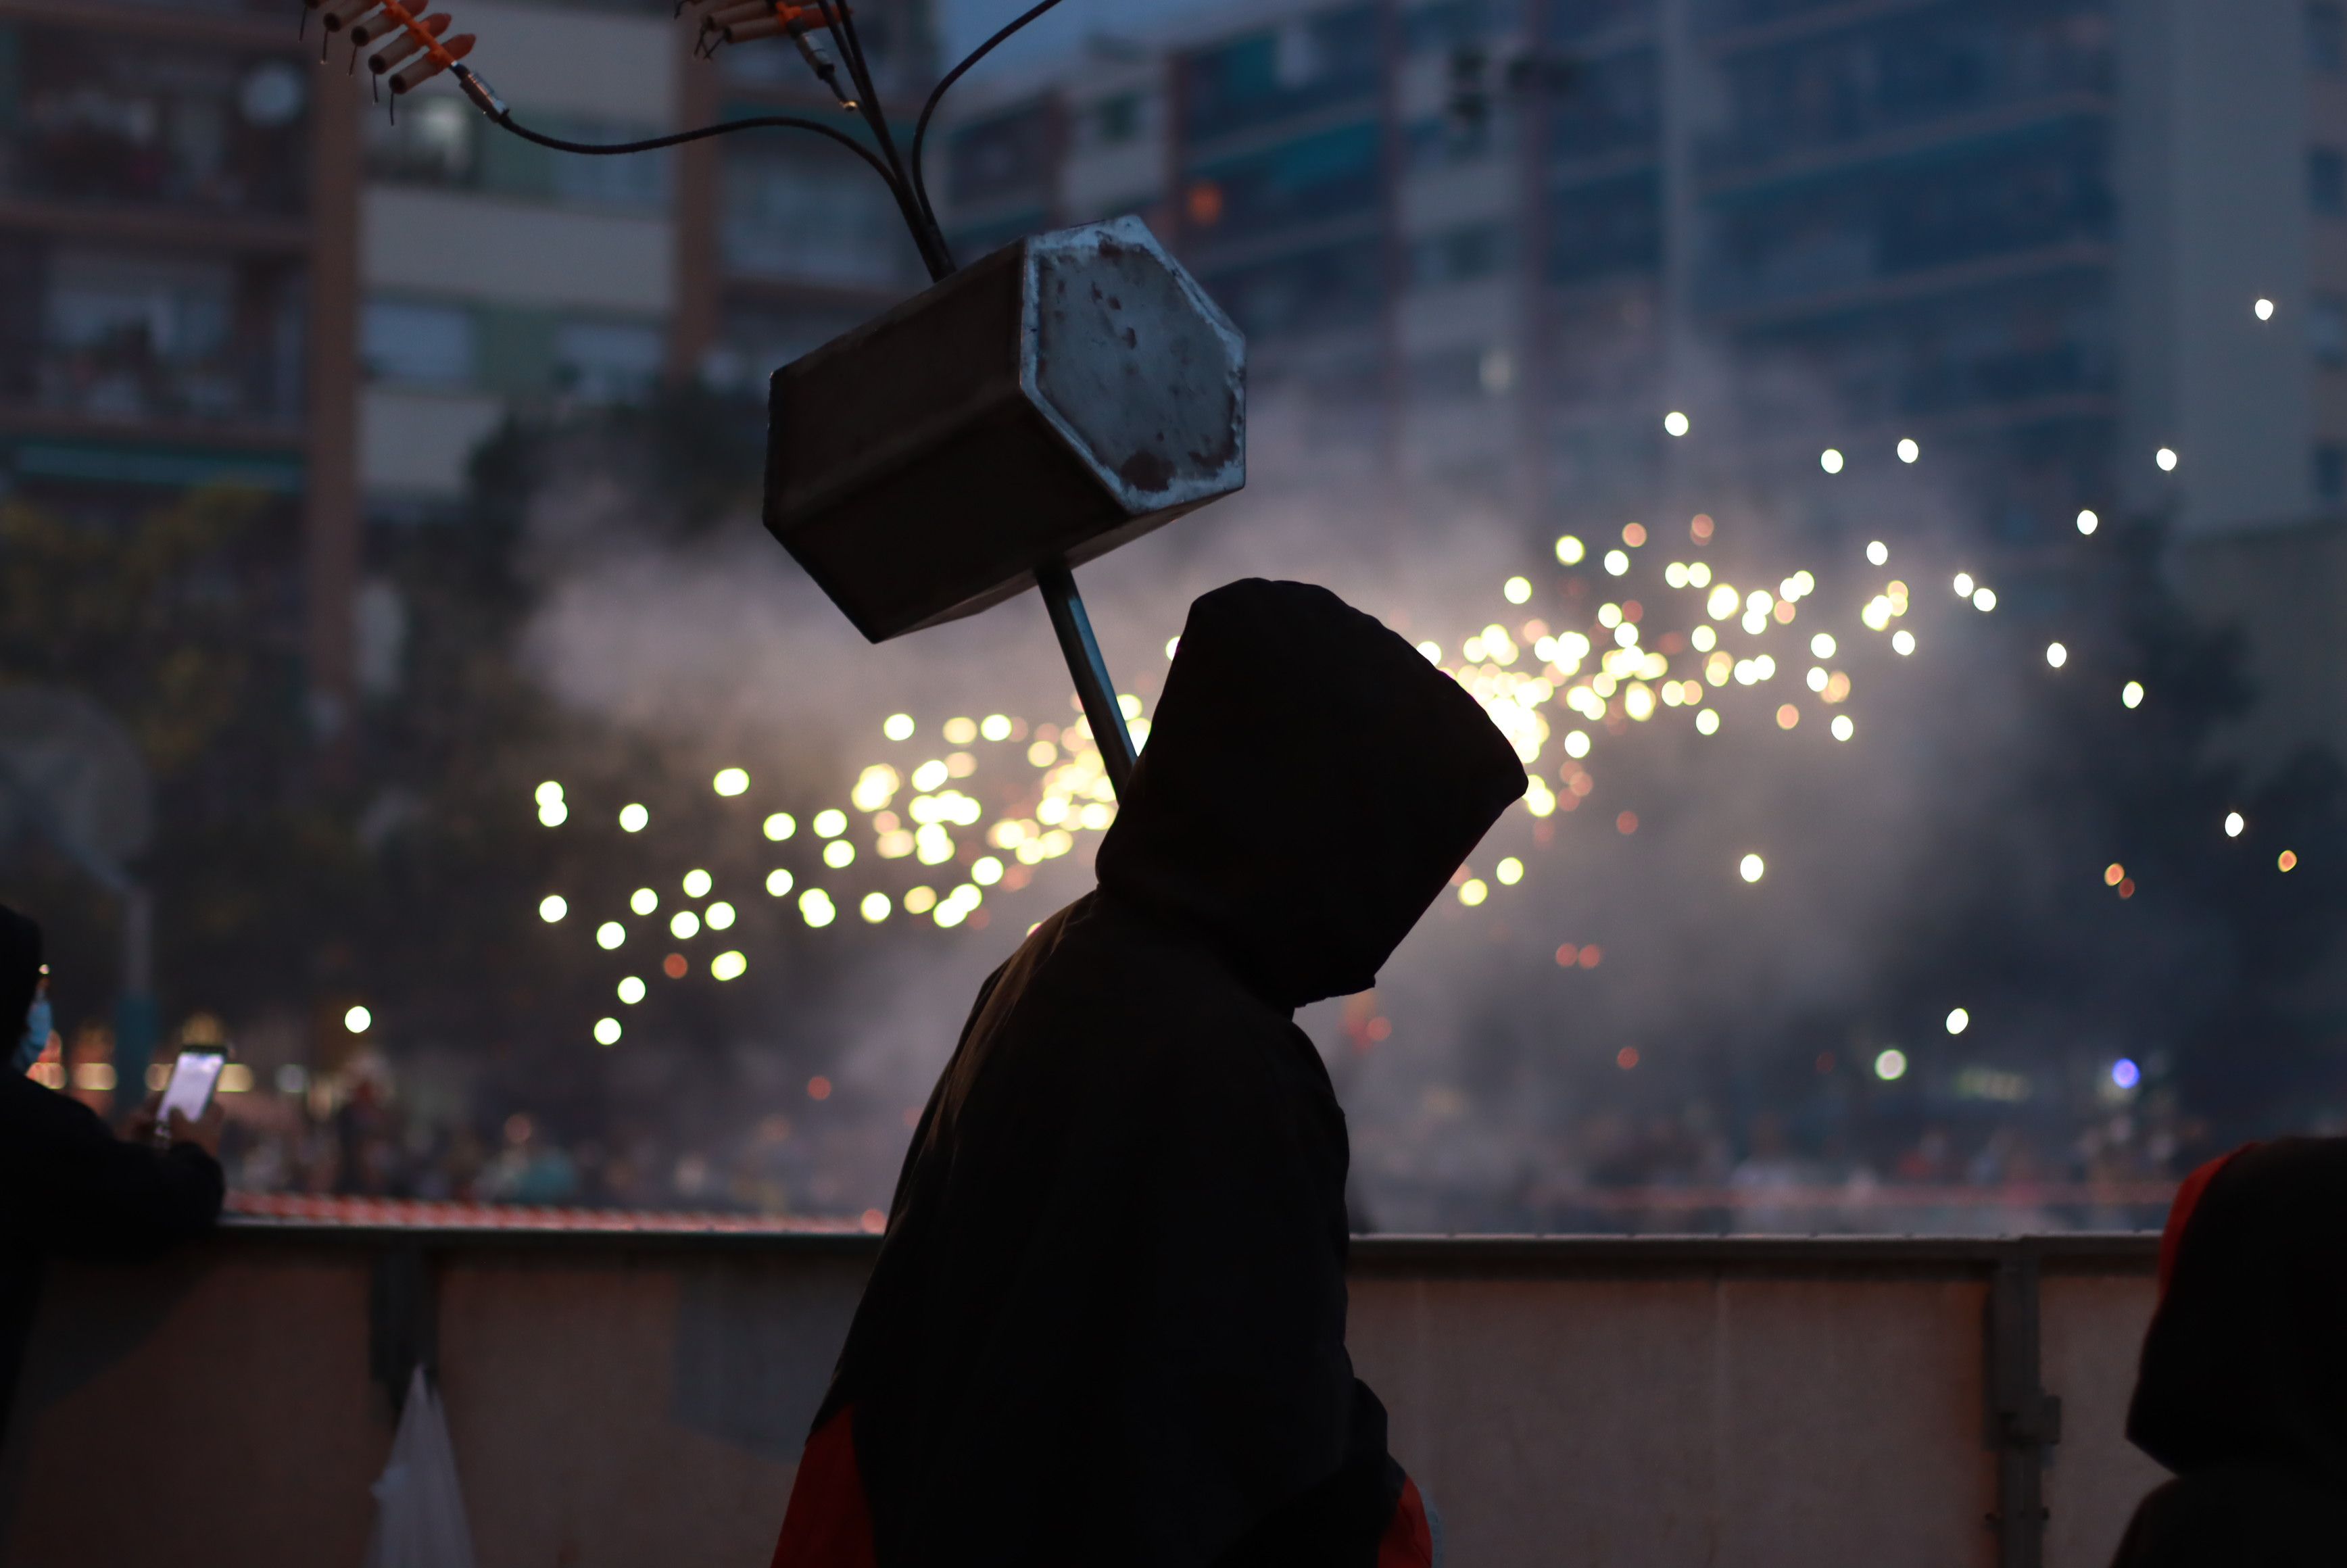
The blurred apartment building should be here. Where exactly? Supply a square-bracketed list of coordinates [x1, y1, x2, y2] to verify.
[937, 0, 2347, 761]
[0, 0, 927, 719]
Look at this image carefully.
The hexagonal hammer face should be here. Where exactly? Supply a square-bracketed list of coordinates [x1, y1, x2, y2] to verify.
[763, 218, 1247, 643]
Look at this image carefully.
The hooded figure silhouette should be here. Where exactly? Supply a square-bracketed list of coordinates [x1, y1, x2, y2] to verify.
[773, 579, 1526, 1568]
[2110, 1137, 2347, 1565]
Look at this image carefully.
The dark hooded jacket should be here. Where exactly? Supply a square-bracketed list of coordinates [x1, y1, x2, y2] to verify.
[0, 905, 224, 1445]
[793, 579, 1525, 1568]
[2110, 1138, 2347, 1567]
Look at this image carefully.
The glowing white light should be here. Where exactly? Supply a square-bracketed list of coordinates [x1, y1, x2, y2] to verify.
[712, 767, 749, 797]
[1866, 540, 1889, 566]
[596, 921, 624, 950]
[1457, 878, 1489, 907]
[2123, 680, 2144, 709]
[1945, 1008, 1970, 1035]
[823, 840, 855, 869]
[980, 714, 1012, 741]
[670, 910, 700, 940]
[1555, 535, 1585, 565]
[711, 950, 747, 981]
[2046, 642, 2068, 668]
[344, 1006, 371, 1035]
[1896, 437, 1919, 464]
[1695, 708, 1720, 735]
[799, 889, 836, 929]
[763, 812, 795, 841]
[861, 892, 892, 923]
[629, 887, 658, 916]
[1564, 730, 1592, 759]
[706, 901, 736, 931]
[1890, 631, 1916, 658]
[1416, 641, 1442, 664]
[535, 781, 564, 806]
[594, 1017, 621, 1046]
[1495, 856, 1524, 885]
[2255, 297, 2275, 321]
[1830, 714, 1855, 741]
[1739, 853, 1765, 883]
[972, 856, 1004, 886]
[883, 713, 914, 741]
[2225, 810, 2245, 838]
[682, 868, 712, 898]
[1820, 448, 1845, 474]
[814, 809, 848, 838]
[1603, 549, 1630, 576]
[1874, 1048, 1907, 1081]
[1663, 410, 1690, 437]
[619, 803, 649, 833]
[2077, 509, 2099, 536]
[537, 800, 568, 827]
[618, 977, 645, 1004]
[1503, 575, 1532, 604]
[765, 868, 795, 896]
[1810, 633, 1837, 659]
[2156, 447, 2178, 472]
[1973, 587, 1997, 612]
[1953, 572, 1975, 597]
[538, 895, 568, 924]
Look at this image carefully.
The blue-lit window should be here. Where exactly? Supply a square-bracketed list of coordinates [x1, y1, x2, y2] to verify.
[1180, 8, 1380, 142]
[2313, 148, 2347, 215]
[1548, 172, 1662, 285]
[2313, 295, 2347, 365]
[362, 299, 475, 388]
[2315, 442, 2346, 501]
[2312, 2, 2346, 71]
[1188, 121, 1382, 237]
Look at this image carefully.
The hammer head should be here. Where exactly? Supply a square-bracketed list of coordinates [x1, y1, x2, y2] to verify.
[763, 218, 1247, 642]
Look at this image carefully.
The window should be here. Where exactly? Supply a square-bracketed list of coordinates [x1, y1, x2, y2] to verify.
[365, 97, 477, 186]
[1409, 222, 1511, 287]
[2313, 295, 2347, 365]
[1094, 92, 1144, 146]
[2311, 147, 2347, 215]
[2315, 441, 2347, 501]
[2313, 2, 2346, 71]
[723, 154, 910, 286]
[362, 299, 476, 388]
[554, 318, 662, 404]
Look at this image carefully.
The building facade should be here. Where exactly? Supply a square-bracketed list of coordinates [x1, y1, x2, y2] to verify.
[1, 0, 931, 721]
[940, 0, 2347, 546]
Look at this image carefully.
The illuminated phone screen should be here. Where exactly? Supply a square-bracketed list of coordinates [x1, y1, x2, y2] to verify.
[158, 1051, 226, 1127]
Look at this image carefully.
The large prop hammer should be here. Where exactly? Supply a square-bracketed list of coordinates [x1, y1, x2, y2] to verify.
[760, 217, 1247, 795]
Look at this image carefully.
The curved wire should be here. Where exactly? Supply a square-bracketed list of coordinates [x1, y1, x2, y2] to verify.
[909, 0, 1068, 240]
[492, 108, 903, 193]
[813, 0, 952, 276]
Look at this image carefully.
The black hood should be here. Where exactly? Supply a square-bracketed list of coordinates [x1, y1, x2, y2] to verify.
[0, 904, 37, 1037]
[1096, 578, 1527, 1009]
[2126, 1137, 2347, 1488]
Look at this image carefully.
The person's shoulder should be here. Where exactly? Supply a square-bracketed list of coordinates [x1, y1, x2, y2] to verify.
[2113, 1465, 2344, 1567]
[0, 1068, 101, 1135]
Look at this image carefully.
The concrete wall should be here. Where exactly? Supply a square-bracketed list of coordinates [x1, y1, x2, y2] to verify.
[0, 1228, 2162, 1568]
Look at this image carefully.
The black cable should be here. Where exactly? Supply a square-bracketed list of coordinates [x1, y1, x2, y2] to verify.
[814, 0, 952, 276]
[909, 0, 1067, 241]
[489, 107, 902, 193]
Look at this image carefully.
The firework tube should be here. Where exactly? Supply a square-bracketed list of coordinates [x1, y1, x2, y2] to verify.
[390, 32, 473, 93]
[320, 0, 387, 31]
[370, 12, 450, 72]
[349, 3, 427, 48]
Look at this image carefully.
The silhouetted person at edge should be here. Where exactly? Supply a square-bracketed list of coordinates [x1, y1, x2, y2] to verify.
[0, 904, 224, 1448]
[773, 580, 1526, 1568]
[2110, 1138, 2347, 1567]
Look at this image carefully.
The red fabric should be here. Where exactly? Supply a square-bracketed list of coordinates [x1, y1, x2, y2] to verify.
[2159, 1147, 2253, 1298]
[1378, 1475, 1434, 1568]
[771, 1412, 1429, 1568]
[771, 1406, 875, 1568]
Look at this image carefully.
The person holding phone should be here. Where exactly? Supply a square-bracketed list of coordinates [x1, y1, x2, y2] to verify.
[0, 903, 224, 1447]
